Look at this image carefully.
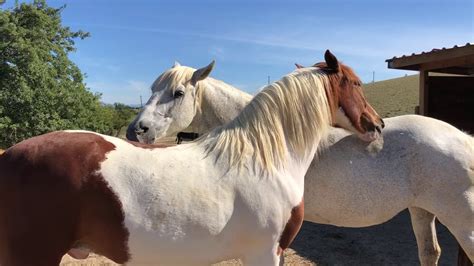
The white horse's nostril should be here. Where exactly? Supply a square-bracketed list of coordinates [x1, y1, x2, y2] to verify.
[137, 121, 150, 134]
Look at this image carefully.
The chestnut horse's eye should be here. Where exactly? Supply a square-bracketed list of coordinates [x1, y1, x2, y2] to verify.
[174, 90, 185, 98]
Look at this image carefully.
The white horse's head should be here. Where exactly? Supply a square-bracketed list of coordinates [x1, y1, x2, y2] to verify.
[126, 61, 214, 143]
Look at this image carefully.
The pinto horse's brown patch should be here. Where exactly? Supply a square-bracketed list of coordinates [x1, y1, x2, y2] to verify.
[278, 199, 304, 255]
[0, 132, 130, 265]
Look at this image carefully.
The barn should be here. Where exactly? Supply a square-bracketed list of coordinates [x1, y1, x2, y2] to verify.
[386, 43, 474, 133]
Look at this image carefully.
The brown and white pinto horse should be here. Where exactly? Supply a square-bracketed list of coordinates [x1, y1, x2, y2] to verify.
[0, 50, 383, 265]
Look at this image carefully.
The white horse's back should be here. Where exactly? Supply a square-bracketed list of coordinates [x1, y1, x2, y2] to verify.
[386, 116, 473, 207]
[305, 115, 474, 227]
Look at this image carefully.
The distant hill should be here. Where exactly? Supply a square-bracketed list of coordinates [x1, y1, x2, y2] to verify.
[122, 74, 421, 120]
[363, 74, 419, 118]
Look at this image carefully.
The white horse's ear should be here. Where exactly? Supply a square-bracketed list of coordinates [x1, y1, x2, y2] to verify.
[295, 63, 305, 69]
[191, 60, 215, 85]
[172, 61, 181, 68]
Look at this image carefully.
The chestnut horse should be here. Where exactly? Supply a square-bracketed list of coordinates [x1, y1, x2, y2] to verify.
[0, 50, 383, 265]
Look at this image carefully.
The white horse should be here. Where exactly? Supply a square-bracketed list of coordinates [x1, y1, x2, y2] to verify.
[0, 50, 383, 265]
[127, 62, 474, 265]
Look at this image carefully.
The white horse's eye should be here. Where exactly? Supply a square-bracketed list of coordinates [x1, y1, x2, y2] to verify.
[174, 90, 185, 98]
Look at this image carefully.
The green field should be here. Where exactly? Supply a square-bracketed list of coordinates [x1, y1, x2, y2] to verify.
[363, 74, 419, 118]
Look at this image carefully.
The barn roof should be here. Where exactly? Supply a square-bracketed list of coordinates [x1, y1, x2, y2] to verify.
[386, 43, 474, 75]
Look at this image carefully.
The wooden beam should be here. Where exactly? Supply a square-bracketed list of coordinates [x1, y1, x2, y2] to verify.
[429, 67, 473, 75]
[419, 71, 429, 115]
[420, 54, 474, 72]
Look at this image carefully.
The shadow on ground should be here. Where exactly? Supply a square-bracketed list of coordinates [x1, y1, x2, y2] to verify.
[291, 209, 458, 265]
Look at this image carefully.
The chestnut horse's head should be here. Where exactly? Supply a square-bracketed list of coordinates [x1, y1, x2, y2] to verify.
[297, 50, 384, 142]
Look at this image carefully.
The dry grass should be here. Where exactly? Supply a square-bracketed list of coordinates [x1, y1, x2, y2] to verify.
[60, 248, 315, 265]
[61, 254, 118, 266]
[363, 74, 419, 118]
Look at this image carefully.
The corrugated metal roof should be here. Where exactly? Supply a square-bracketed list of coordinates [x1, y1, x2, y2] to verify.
[386, 43, 474, 74]
[386, 43, 472, 62]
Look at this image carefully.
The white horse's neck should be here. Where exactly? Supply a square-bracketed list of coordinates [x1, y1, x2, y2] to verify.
[188, 78, 252, 134]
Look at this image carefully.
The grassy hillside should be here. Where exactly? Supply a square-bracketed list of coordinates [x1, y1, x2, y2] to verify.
[363, 74, 419, 118]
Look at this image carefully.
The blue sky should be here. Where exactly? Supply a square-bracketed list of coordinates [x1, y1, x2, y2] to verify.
[3, 0, 473, 104]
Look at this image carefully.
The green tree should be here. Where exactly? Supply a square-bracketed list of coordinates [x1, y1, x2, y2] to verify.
[0, 0, 114, 148]
[110, 103, 137, 137]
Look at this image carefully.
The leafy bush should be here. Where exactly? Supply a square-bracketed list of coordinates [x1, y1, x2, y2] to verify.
[0, 0, 122, 148]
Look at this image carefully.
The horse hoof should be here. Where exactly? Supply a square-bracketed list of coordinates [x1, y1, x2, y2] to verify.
[68, 247, 90, 260]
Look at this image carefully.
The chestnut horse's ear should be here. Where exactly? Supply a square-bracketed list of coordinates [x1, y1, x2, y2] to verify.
[295, 63, 305, 69]
[324, 50, 339, 72]
[191, 60, 215, 85]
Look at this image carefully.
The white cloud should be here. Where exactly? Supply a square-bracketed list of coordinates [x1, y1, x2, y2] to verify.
[72, 21, 472, 60]
[74, 18, 472, 96]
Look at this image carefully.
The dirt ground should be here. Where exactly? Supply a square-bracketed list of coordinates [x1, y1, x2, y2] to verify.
[60, 210, 458, 265]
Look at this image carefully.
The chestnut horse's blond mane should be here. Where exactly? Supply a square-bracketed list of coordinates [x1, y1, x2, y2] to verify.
[200, 67, 333, 173]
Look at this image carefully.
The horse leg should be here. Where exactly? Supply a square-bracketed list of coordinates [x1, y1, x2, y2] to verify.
[448, 229, 474, 265]
[241, 246, 280, 266]
[434, 194, 474, 264]
[74, 175, 130, 264]
[458, 242, 473, 266]
[409, 207, 441, 265]
[0, 246, 64, 266]
[0, 185, 78, 265]
[0, 212, 71, 266]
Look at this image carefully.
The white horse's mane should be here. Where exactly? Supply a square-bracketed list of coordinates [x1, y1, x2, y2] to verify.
[201, 68, 332, 173]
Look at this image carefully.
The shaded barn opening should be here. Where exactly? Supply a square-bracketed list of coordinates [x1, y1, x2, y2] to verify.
[386, 43, 474, 133]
